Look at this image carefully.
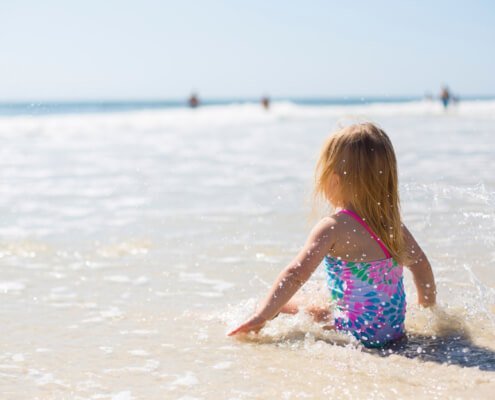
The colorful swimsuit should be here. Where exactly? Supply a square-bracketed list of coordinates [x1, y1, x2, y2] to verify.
[325, 209, 406, 348]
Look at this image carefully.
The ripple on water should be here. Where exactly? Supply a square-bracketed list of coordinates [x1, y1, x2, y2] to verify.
[179, 271, 234, 297]
[103, 275, 149, 285]
[169, 371, 199, 388]
[212, 361, 232, 370]
[91, 391, 134, 400]
[128, 349, 149, 357]
[28, 368, 68, 387]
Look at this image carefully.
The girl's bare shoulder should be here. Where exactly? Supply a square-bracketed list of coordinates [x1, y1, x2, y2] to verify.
[325, 211, 354, 235]
[308, 216, 339, 244]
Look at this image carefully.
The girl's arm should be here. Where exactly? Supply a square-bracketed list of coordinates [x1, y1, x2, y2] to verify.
[402, 225, 437, 307]
[227, 217, 336, 336]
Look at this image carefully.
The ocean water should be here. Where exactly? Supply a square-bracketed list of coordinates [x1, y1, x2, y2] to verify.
[0, 97, 422, 116]
[0, 99, 494, 399]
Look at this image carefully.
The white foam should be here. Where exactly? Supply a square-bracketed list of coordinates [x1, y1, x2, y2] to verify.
[133, 276, 149, 285]
[111, 391, 134, 400]
[100, 307, 124, 319]
[82, 316, 104, 323]
[170, 371, 199, 387]
[119, 329, 158, 336]
[217, 256, 242, 263]
[179, 272, 234, 293]
[128, 359, 160, 372]
[104, 275, 131, 283]
[28, 368, 68, 387]
[35, 348, 51, 353]
[99, 346, 113, 354]
[47, 286, 77, 301]
[197, 292, 223, 298]
[11, 354, 24, 362]
[0, 364, 21, 370]
[0, 281, 25, 293]
[128, 349, 149, 356]
[212, 361, 232, 370]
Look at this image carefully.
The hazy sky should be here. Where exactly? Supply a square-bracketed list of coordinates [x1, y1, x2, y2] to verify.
[1, 0, 494, 100]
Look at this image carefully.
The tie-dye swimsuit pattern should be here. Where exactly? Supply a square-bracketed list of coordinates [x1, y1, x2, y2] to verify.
[324, 209, 406, 348]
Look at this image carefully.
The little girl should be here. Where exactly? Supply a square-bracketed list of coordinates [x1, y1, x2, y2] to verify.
[228, 123, 437, 348]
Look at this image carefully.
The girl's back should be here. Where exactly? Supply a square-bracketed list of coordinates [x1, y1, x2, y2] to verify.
[326, 209, 406, 347]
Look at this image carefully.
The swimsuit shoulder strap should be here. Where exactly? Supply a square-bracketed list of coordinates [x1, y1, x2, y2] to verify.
[338, 209, 392, 259]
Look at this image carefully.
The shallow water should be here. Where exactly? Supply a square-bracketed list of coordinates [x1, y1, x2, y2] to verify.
[0, 100, 494, 399]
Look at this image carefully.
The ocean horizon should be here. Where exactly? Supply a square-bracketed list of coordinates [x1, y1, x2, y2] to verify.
[1, 95, 495, 116]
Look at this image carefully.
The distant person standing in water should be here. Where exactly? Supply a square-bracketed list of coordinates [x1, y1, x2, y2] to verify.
[261, 96, 270, 110]
[440, 86, 451, 109]
[188, 93, 199, 108]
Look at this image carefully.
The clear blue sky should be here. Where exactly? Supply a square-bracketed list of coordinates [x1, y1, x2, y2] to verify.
[1, 0, 493, 100]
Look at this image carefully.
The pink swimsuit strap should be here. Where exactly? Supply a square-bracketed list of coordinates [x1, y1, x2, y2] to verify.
[338, 209, 392, 259]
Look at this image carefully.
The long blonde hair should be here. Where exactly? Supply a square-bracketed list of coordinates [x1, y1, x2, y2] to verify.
[314, 123, 406, 264]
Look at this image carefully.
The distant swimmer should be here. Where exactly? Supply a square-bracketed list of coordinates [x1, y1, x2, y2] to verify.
[261, 96, 270, 110]
[440, 86, 451, 109]
[188, 93, 199, 108]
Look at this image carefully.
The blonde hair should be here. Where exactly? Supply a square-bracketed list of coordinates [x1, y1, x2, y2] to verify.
[314, 123, 406, 264]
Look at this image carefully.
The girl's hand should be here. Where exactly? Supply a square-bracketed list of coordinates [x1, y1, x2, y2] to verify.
[227, 314, 267, 336]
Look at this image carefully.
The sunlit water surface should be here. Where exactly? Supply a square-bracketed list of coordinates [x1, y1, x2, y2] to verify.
[1, 100, 494, 399]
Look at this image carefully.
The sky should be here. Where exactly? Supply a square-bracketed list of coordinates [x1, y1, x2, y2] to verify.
[0, 0, 494, 100]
